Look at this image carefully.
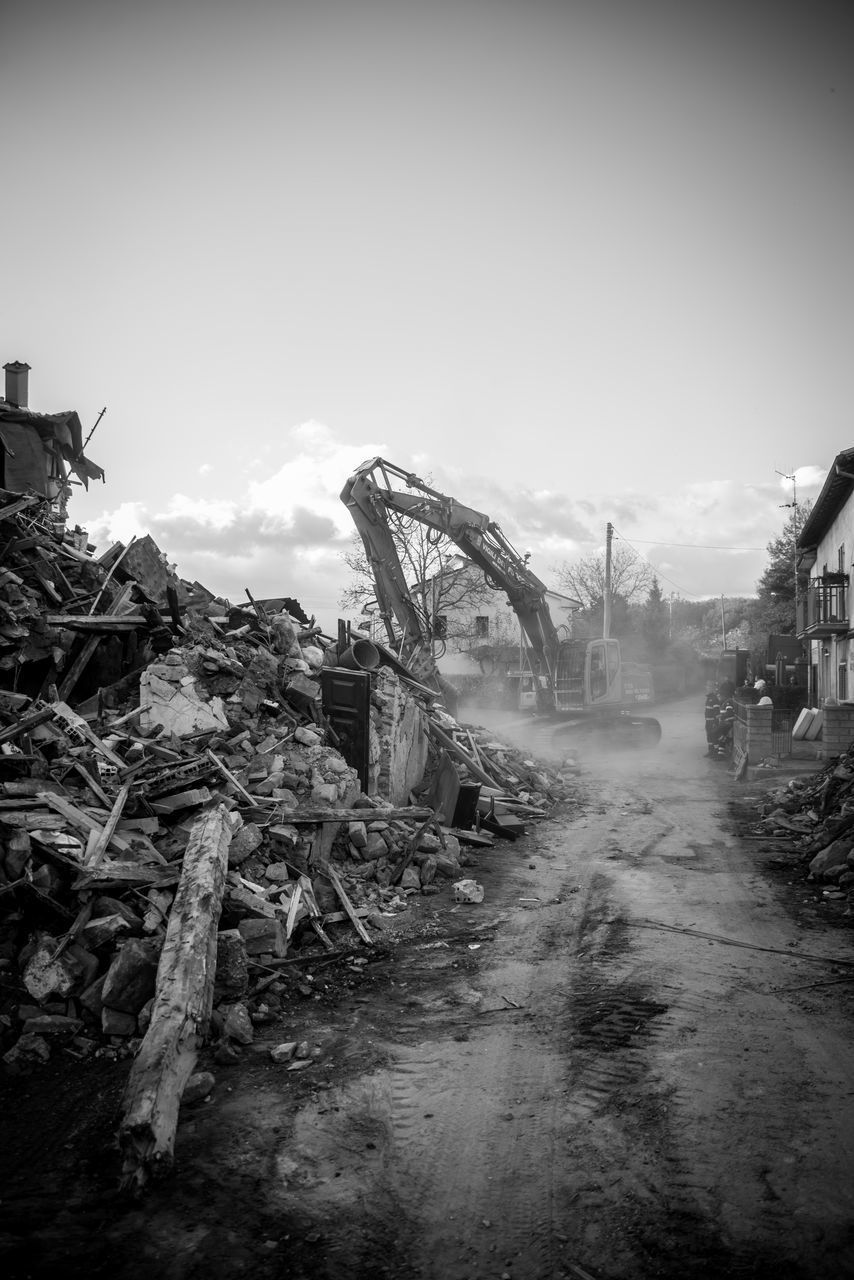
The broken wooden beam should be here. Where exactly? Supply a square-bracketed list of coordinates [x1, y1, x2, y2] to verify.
[0, 705, 56, 745]
[326, 866, 373, 945]
[49, 700, 126, 768]
[118, 805, 232, 1193]
[206, 749, 257, 806]
[284, 882, 304, 939]
[389, 813, 436, 886]
[280, 805, 433, 824]
[47, 613, 148, 631]
[56, 584, 137, 701]
[39, 792, 136, 857]
[297, 874, 336, 951]
[83, 782, 131, 868]
[0, 494, 40, 522]
[72, 861, 181, 891]
[426, 721, 503, 789]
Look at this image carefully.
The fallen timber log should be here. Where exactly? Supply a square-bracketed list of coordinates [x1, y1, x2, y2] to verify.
[279, 805, 434, 823]
[118, 805, 232, 1193]
[426, 721, 503, 789]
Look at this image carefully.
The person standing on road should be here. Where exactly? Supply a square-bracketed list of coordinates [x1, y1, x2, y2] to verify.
[704, 685, 721, 750]
[712, 696, 736, 755]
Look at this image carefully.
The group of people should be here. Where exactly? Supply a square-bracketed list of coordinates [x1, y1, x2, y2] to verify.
[737, 675, 775, 706]
[704, 685, 735, 756]
[704, 676, 774, 757]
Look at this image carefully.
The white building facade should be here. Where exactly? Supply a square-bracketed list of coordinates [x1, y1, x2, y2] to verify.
[358, 553, 580, 684]
[796, 448, 854, 705]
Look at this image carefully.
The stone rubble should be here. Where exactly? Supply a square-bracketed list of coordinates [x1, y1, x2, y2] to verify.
[748, 743, 854, 907]
[0, 494, 576, 1100]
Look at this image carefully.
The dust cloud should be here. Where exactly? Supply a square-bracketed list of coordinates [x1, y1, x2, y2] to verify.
[456, 698, 666, 784]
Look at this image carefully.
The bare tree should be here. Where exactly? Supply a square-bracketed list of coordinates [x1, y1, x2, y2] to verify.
[339, 533, 380, 615]
[339, 516, 494, 644]
[555, 545, 653, 609]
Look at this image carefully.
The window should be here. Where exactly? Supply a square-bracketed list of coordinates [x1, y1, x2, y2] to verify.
[474, 616, 489, 638]
[840, 663, 848, 701]
[590, 644, 607, 699]
[840, 544, 847, 574]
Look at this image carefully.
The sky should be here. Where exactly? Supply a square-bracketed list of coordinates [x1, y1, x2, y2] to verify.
[3, 0, 852, 625]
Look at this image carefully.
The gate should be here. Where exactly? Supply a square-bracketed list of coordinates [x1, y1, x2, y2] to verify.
[771, 708, 794, 758]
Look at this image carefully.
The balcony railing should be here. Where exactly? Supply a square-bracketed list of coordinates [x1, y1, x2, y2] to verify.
[797, 574, 849, 636]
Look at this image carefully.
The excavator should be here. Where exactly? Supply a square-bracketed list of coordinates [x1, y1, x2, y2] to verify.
[340, 457, 661, 750]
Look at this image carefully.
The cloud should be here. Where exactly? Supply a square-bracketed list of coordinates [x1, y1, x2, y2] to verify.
[86, 421, 387, 619]
[792, 464, 827, 492]
[423, 466, 828, 602]
[83, 428, 833, 624]
[142, 503, 340, 554]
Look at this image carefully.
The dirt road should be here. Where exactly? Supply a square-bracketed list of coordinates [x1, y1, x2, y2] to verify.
[4, 694, 854, 1279]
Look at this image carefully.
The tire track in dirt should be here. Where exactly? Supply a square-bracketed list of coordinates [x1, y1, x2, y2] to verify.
[275, 706, 852, 1280]
[276, 841, 739, 1278]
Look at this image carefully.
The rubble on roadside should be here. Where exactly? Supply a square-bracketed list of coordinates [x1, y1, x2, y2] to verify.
[0, 488, 575, 1184]
[748, 744, 854, 906]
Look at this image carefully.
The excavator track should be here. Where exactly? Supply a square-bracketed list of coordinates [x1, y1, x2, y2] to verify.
[515, 713, 662, 763]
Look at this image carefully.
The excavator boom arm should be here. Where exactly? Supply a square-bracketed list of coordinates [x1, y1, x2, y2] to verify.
[341, 458, 562, 702]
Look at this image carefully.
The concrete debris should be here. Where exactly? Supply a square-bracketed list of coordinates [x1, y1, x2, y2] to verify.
[748, 743, 854, 904]
[453, 879, 485, 904]
[0, 485, 575, 1189]
[269, 1041, 298, 1064]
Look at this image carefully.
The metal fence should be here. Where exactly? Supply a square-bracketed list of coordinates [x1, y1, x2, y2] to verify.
[732, 699, 794, 760]
[771, 709, 794, 758]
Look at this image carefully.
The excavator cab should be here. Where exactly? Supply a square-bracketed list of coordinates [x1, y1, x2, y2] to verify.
[554, 638, 622, 711]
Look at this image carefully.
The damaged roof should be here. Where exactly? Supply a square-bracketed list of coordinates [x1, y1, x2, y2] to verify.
[797, 446, 854, 552]
[0, 402, 104, 492]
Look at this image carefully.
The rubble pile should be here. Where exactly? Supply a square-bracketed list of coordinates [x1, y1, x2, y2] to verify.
[751, 745, 854, 904]
[0, 488, 573, 1183]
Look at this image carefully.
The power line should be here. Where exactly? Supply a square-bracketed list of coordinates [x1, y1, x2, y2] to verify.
[620, 538, 766, 551]
[611, 527, 693, 598]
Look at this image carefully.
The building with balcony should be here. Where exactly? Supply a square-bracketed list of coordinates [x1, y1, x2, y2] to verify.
[796, 447, 854, 705]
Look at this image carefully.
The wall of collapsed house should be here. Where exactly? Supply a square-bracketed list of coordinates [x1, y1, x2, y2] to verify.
[370, 666, 429, 804]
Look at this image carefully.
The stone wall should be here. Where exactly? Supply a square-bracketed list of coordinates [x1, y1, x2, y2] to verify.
[734, 703, 774, 764]
[821, 705, 854, 758]
[369, 667, 429, 804]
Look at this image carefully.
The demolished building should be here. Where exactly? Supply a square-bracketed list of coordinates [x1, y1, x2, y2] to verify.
[0, 373, 572, 1189]
[0, 362, 104, 515]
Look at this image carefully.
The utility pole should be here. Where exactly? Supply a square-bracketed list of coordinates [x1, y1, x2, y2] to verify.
[777, 469, 800, 620]
[603, 522, 613, 640]
[720, 595, 727, 649]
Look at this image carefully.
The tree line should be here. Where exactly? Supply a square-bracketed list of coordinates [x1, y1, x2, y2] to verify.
[554, 502, 810, 672]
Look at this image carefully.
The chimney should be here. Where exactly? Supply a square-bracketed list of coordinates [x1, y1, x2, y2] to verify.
[3, 363, 31, 407]
[3, 361, 31, 408]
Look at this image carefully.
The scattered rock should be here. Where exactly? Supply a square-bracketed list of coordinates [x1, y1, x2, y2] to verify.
[182, 1071, 216, 1105]
[270, 1042, 299, 1064]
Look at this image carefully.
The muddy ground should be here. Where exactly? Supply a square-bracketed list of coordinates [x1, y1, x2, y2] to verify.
[2, 694, 854, 1280]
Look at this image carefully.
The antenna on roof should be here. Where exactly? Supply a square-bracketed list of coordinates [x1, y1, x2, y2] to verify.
[775, 468, 797, 510]
[84, 407, 107, 450]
